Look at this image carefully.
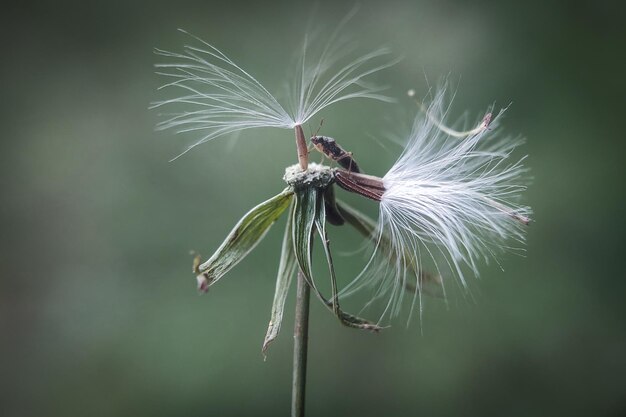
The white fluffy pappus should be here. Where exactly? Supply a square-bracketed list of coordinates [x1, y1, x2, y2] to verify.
[344, 89, 532, 321]
[152, 19, 397, 159]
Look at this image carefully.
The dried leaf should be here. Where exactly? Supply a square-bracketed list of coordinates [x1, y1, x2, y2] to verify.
[262, 203, 297, 355]
[323, 184, 345, 226]
[315, 192, 381, 330]
[291, 187, 318, 286]
[196, 188, 293, 289]
[292, 187, 381, 330]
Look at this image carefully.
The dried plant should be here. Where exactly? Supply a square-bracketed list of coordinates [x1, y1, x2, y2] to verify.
[154, 24, 530, 417]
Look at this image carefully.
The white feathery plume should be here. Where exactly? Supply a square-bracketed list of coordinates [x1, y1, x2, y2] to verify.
[343, 88, 531, 321]
[152, 21, 397, 159]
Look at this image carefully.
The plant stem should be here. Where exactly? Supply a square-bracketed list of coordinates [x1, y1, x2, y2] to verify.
[294, 125, 308, 171]
[292, 269, 310, 417]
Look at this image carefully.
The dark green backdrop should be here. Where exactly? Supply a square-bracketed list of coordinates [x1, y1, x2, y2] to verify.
[2, 1, 625, 416]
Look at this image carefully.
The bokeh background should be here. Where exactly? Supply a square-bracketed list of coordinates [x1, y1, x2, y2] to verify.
[2, 1, 625, 416]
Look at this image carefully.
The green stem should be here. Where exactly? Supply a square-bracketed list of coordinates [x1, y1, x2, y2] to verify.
[291, 269, 310, 417]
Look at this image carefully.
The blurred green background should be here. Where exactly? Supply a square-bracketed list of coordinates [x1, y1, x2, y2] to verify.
[2, 1, 625, 416]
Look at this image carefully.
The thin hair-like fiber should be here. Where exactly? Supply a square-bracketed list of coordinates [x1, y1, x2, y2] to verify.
[152, 26, 398, 159]
[341, 88, 531, 323]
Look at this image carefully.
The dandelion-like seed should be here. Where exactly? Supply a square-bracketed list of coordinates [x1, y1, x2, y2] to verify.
[338, 89, 531, 321]
[155, 24, 530, 417]
[152, 23, 396, 162]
